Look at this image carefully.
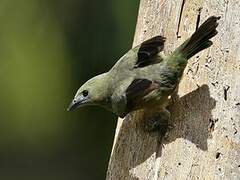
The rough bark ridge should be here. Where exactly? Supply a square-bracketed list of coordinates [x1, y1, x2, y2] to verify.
[107, 0, 240, 179]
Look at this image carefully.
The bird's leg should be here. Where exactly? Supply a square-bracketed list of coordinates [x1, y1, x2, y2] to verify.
[142, 108, 171, 133]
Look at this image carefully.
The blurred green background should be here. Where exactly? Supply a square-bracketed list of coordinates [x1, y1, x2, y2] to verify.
[0, 0, 139, 179]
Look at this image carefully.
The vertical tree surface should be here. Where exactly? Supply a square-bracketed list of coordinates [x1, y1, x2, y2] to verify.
[107, 0, 240, 179]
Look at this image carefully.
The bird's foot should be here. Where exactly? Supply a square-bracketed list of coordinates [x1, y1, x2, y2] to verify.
[143, 108, 171, 134]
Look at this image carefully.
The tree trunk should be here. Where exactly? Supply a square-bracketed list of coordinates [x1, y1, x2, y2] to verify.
[107, 0, 240, 179]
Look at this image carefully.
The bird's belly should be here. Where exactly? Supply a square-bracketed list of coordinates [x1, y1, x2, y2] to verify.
[132, 89, 170, 112]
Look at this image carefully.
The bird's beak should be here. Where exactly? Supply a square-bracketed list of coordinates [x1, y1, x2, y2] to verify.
[67, 95, 87, 111]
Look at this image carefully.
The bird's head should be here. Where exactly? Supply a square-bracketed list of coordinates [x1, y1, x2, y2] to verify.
[67, 73, 110, 111]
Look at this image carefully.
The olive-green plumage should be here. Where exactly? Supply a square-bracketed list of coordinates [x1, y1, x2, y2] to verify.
[68, 16, 220, 118]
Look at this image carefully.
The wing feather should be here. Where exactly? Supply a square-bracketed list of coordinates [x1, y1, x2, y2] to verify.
[126, 79, 159, 110]
[135, 36, 166, 68]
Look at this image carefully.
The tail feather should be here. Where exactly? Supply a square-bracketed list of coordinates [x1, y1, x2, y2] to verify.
[179, 16, 220, 59]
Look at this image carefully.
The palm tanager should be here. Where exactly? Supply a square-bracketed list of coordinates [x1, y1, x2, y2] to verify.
[68, 16, 220, 130]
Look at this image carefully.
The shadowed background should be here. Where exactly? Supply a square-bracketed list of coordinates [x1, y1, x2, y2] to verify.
[0, 0, 138, 179]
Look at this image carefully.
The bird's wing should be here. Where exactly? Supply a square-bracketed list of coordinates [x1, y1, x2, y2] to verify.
[125, 78, 159, 110]
[134, 36, 166, 68]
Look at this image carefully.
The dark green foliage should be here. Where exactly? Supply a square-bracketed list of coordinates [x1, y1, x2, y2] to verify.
[0, 0, 139, 179]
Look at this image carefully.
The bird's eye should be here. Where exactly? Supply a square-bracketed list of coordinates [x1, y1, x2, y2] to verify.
[82, 90, 89, 97]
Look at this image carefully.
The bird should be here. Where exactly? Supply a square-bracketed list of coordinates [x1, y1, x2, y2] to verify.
[68, 16, 220, 129]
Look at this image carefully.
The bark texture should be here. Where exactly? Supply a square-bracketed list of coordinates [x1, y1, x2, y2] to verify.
[107, 0, 240, 179]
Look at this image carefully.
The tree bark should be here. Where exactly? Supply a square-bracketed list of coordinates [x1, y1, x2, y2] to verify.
[107, 0, 240, 179]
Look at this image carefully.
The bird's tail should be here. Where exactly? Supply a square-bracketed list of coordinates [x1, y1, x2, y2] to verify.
[177, 16, 220, 59]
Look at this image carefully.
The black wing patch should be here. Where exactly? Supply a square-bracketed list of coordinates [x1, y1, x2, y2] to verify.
[135, 36, 166, 68]
[126, 79, 159, 110]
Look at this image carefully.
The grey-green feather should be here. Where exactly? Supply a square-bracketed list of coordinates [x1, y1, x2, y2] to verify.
[68, 16, 220, 118]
